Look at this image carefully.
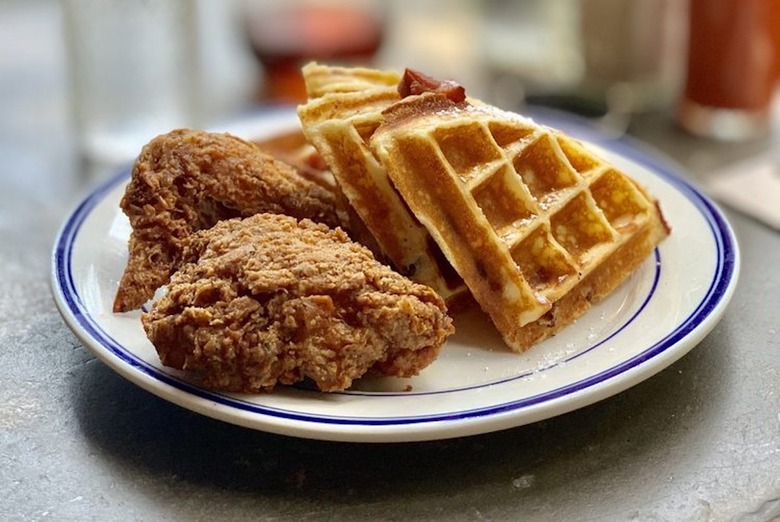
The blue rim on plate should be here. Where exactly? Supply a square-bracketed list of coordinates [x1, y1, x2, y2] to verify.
[51, 107, 739, 438]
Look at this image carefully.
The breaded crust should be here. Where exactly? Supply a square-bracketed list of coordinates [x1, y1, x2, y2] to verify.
[113, 129, 345, 312]
[141, 213, 454, 392]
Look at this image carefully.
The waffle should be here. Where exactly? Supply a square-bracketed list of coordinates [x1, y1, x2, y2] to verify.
[297, 63, 470, 308]
[370, 92, 670, 352]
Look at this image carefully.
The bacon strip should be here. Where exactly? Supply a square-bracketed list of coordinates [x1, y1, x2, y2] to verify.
[398, 68, 466, 103]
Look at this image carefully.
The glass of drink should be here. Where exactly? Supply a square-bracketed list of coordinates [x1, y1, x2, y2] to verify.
[245, 0, 384, 103]
[63, 0, 199, 181]
[677, 0, 780, 140]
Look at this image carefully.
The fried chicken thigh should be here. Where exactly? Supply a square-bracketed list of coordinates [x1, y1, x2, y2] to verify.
[113, 129, 346, 312]
[141, 213, 454, 392]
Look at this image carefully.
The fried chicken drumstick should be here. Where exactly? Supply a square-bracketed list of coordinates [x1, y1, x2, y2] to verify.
[113, 129, 346, 313]
[141, 213, 454, 392]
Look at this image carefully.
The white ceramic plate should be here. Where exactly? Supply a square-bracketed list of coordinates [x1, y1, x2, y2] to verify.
[51, 107, 739, 442]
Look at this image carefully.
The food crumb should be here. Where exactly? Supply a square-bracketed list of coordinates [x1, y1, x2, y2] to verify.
[512, 474, 535, 490]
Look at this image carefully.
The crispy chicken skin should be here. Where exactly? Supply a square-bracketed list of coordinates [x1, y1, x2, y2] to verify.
[113, 129, 345, 313]
[141, 213, 454, 392]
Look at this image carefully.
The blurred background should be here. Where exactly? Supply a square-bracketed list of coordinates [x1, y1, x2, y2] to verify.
[1, 0, 779, 227]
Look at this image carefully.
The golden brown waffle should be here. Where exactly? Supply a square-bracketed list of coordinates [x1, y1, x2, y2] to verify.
[371, 93, 670, 352]
[297, 62, 470, 307]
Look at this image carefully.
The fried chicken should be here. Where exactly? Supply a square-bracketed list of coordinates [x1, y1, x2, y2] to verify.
[113, 129, 347, 313]
[141, 213, 454, 392]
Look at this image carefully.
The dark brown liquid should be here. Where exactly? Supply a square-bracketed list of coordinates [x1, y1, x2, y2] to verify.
[684, 0, 779, 110]
[247, 5, 383, 102]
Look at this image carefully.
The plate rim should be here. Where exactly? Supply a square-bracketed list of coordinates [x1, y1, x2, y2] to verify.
[50, 106, 740, 442]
